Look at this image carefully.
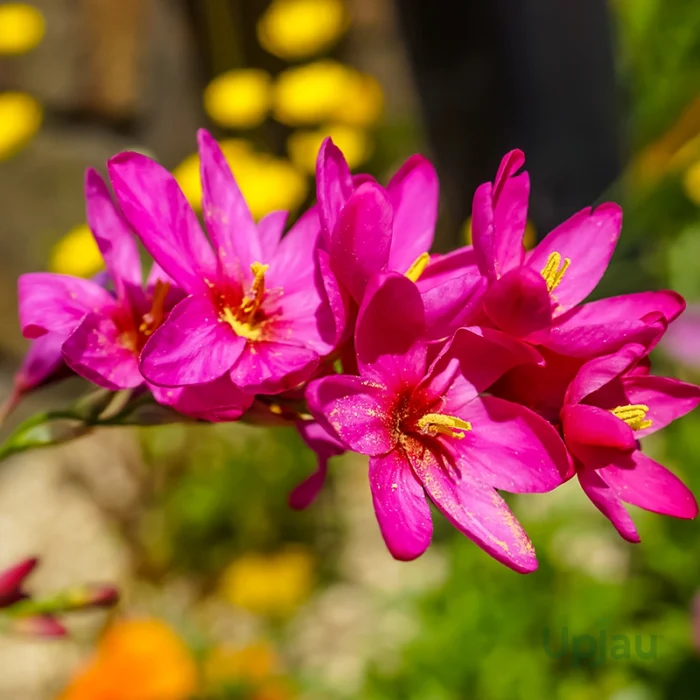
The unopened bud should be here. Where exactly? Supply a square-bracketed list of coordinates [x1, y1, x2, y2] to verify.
[0, 558, 38, 606]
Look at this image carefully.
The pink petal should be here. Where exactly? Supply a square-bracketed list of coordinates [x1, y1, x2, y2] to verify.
[306, 375, 395, 456]
[62, 313, 143, 390]
[268, 206, 320, 293]
[258, 210, 288, 261]
[543, 291, 683, 357]
[601, 451, 698, 520]
[561, 404, 636, 450]
[386, 155, 438, 272]
[418, 246, 479, 286]
[482, 266, 553, 338]
[557, 290, 685, 327]
[452, 395, 571, 491]
[316, 137, 354, 241]
[14, 334, 67, 395]
[424, 327, 542, 411]
[140, 295, 244, 386]
[314, 248, 351, 349]
[330, 182, 393, 303]
[471, 150, 529, 279]
[565, 343, 646, 405]
[355, 273, 427, 391]
[289, 421, 345, 510]
[577, 467, 640, 543]
[229, 341, 320, 395]
[370, 449, 433, 560]
[18, 273, 116, 339]
[0, 557, 37, 603]
[108, 151, 216, 293]
[541, 316, 666, 359]
[526, 203, 622, 313]
[420, 271, 487, 341]
[408, 441, 538, 572]
[276, 289, 335, 357]
[151, 374, 253, 422]
[84, 168, 142, 295]
[620, 375, 700, 438]
[197, 129, 261, 275]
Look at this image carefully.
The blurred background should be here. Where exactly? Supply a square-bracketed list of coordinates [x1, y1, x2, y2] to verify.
[1, 0, 700, 698]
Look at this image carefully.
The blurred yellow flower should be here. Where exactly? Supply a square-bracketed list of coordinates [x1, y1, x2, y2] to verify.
[60, 619, 197, 700]
[0, 92, 42, 160]
[463, 217, 537, 249]
[683, 160, 700, 206]
[49, 224, 104, 278]
[173, 140, 307, 219]
[288, 124, 372, 173]
[204, 69, 272, 130]
[257, 0, 347, 60]
[273, 60, 383, 127]
[205, 641, 277, 686]
[220, 546, 314, 617]
[0, 4, 45, 55]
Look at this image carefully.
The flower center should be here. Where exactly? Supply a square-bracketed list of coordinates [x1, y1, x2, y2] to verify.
[220, 261, 271, 341]
[540, 251, 571, 293]
[139, 280, 170, 339]
[415, 412, 472, 439]
[610, 403, 652, 431]
[405, 252, 430, 282]
[119, 280, 171, 353]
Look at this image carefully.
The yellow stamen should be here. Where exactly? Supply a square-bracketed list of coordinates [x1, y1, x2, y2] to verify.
[139, 280, 171, 337]
[416, 412, 472, 439]
[540, 251, 571, 293]
[405, 252, 430, 283]
[611, 404, 652, 431]
[240, 261, 269, 317]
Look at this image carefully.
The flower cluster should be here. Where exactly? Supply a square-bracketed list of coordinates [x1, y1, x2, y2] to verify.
[15, 131, 700, 573]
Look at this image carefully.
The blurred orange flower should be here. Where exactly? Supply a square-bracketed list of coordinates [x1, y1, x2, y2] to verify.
[59, 619, 197, 700]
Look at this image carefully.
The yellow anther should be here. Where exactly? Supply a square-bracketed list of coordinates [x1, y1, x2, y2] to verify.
[405, 252, 430, 283]
[416, 412, 472, 439]
[611, 404, 652, 431]
[240, 261, 269, 317]
[540, 251, 571, 293]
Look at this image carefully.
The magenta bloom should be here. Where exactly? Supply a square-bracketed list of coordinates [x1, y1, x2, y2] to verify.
[315, 139, 484, 344]
[108, 130, 333, 395]
[19, 169, 182, 390]
[307, 273, 569, 571]
[470, 150, 623, 340]
[18, 169, 252, 420]
[561, 343, 700, 542]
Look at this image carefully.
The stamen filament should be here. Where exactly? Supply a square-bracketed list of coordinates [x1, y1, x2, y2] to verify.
[139, 280, 171, 337]
[611, 404, 652, 431]
[240, 262, 269, 319]
[417, 412, 472, 439]
[405, 252, 430, 283]
[540, 251, 571, 293]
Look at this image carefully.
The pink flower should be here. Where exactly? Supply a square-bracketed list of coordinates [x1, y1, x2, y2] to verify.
[470, 150, 622, 340]
[315, 139, 484, 345]
[18, 168, 252, 421]
[108, 130, 333, 395]
[307, 273, 569, 570]
[561, 343, 700, 542]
